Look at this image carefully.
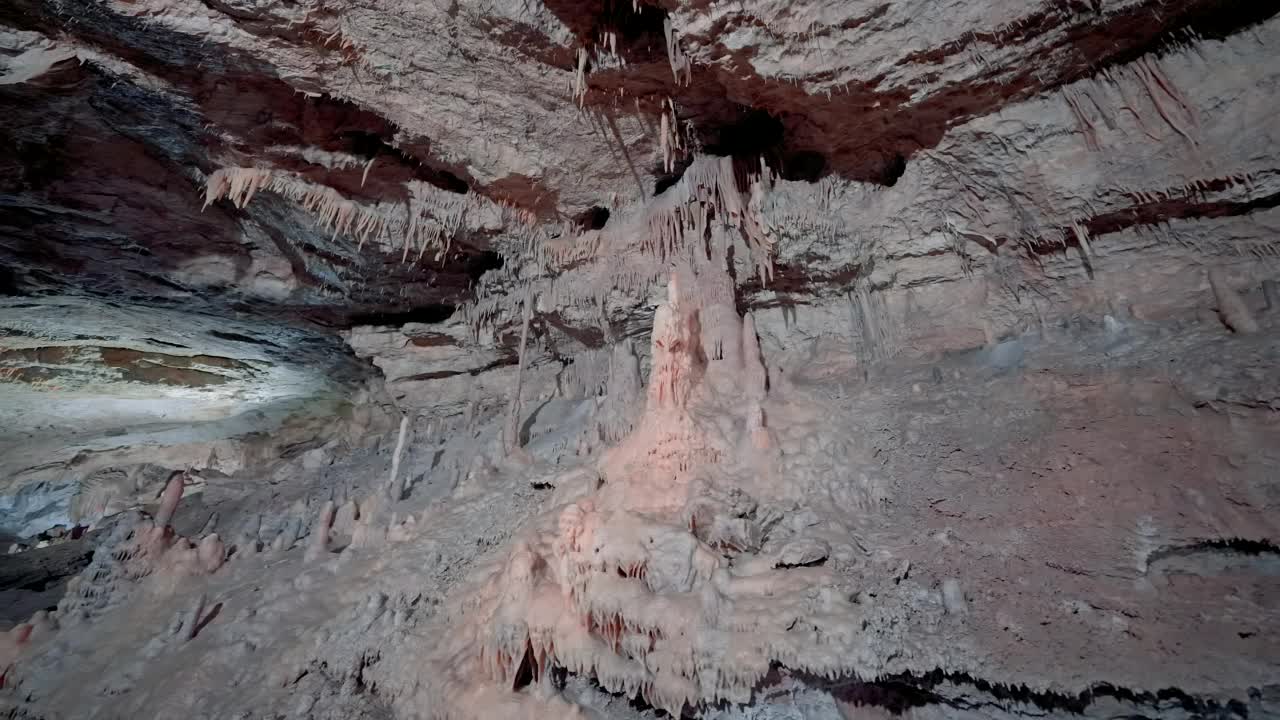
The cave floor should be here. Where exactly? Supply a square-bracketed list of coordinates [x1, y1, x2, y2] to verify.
[4, 314, 1277, 719]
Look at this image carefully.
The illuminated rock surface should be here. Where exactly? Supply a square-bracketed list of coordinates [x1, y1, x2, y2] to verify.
[1, 2, 1278, 718]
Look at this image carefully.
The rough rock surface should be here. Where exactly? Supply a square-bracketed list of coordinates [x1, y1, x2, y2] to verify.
[1, 0, 1278, 718]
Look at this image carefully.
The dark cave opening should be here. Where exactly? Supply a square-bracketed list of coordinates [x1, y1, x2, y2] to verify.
[880, 152, 908, 187]
[677, 108, 836, 185]
[573, 205, 611, 232]
[465, 250, 504, 283]
[344, 303, 457, 328]
[1174, 0, 1280, 41]
[779, 150, 828, 183]
[208, 330, 282, 348]
[340, 129, 471, 195]
[435, 169, 471, 195]
[600, 2, 667, 45]
[701, 108, 785, 161]
[342, 129, 392, 160]
[0, 267, 22, 296]
[510, 642, 536, 691]
[653, 159, 691, 195]
[14, 136, 67, 192]
[540, 0, 670, 64]
[796, 668, 1254, 718]
[1102, 0, 1280, 71]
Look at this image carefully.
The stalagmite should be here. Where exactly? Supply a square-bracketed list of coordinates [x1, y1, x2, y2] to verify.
[11, 9, 1280, 720]
[941, 579, 968, 616]
[0, 624, 33, 687]
[387, 415, 411, 501]
[596, 340, 643, 443]
[335, 499, 358, 536]
[154, 472, 185, 530]
[352, 516, 384, 550]
[197, 511, 218, 536]
[741, 312, 767, 401]
[184, 593, 208, 641]
[1208, 268, 1259, 333]
[197, 534, 225, 573]
[1263, 279, 1279, 311]
[413, 264, 880, 718]
[305, 501, 336, 562]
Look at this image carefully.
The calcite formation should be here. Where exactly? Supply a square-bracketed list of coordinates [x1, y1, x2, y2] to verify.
[1, 1, 1279, 719]
[424, 273, 867, 717]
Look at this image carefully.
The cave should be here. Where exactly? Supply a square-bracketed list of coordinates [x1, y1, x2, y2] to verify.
[1, 1, 1278, 719]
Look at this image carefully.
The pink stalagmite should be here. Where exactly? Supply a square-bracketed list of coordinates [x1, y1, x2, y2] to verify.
[154, 472, 185, 529]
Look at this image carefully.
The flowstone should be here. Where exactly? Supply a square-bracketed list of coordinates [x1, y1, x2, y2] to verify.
[420, 272, 885, 717]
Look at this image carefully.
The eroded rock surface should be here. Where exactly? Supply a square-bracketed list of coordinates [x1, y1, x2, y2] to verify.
[1, 0, 1277, 718]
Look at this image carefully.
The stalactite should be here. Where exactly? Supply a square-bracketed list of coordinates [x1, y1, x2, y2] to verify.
[203, 167, 509, 265]
[1133, 57, 1197, 147]
[1064, 89, 1100, 151]
[504, 286, 535, 452]
[848, 281, 899, 364]
[660, 111, 672, 173]
[663, 18, 691, 85]
[659, 99, 684, 174]
[461, 153, 777, 348]
[574, 48, 589, 107]
[1069, 220, 1095, 270]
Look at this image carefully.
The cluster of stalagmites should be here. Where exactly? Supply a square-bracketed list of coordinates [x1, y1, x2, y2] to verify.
[0, 472, 220, 687]
[424, 271, 867, 718]
[0, 449, 423, 691]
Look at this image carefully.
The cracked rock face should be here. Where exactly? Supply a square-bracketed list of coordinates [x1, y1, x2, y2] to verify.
[1, 0, 1279, 719]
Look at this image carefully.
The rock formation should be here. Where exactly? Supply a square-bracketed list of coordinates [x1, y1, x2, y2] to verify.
[423, 272, 874, 717]
[1, 0, 1279, 718]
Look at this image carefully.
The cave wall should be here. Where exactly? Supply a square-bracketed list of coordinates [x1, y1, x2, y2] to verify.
[0, 0, 1277, 718]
